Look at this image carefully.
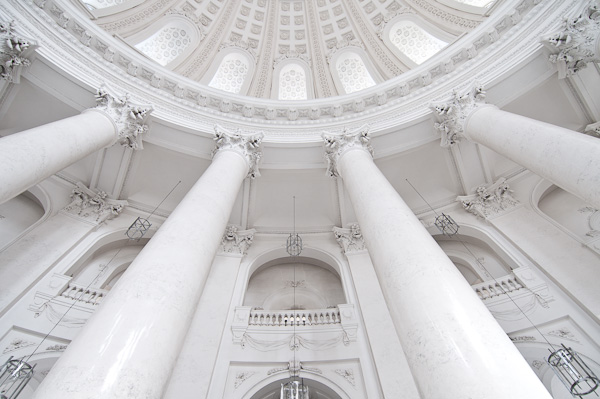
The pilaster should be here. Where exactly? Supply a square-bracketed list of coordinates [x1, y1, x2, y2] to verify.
[212, 125, 264, 179]
[541, 0, 600, 79]
[322, 125, 372, 178]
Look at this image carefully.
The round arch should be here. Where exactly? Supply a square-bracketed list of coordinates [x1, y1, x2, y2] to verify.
[243, 375, 351, 399]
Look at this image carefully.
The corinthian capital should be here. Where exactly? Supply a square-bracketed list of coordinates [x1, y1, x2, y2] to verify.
[94, 85, 153, 150]
[541, 1, 600, 79]
[0, 21, 36, 83]
[431, 83, 487, 148]
[212, 125, 263, 179]
[333, 224, 366, 254]
[322, 125, 373, 178]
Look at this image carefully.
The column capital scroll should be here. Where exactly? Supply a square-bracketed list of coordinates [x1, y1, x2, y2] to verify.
[212, 125, 263, 179]
[0, 20, 37, 84]
[92, 85, 153, 150]
[333, 223, 366, 254]
[219, 224, 256, 255]
[322, 125, 373, 178]
[541, 1, 600, 79]
[457, 178, 521, 220]
[431, 83, 488, 148]
[61, 182, 127, 224]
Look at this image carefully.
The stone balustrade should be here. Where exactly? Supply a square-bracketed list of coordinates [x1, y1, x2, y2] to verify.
[60, 282, 107, 305]
[473, 274, 523, 300]
[248, 308, 341, 327]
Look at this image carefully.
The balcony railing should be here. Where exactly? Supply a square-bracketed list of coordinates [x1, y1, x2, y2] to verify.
[248, 308, 341, 327]
[473, 275, 523, 300]
[60, 282, 107, 305]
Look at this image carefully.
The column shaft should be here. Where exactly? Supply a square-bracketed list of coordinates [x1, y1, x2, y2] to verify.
[337, 148, 552, 399]
[465, 106, 600, 209]
[33, 150, 249, 399]
[0, 110, 116, 205]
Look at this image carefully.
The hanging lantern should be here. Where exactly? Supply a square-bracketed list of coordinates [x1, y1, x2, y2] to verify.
[286, 233, 302, 257]
[434, 213, 459, 236]
[0, 357, 35, 399]
[280, 379, 309, 399]
[547, 344, 600, 396]
[126, 217, 151, 241]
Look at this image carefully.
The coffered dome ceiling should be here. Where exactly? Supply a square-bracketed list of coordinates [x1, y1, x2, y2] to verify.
[82, 0, 495, 100]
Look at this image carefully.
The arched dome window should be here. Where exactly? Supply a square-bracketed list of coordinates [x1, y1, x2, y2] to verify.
[452, 0, 495, 7]
[278, 63, 308, 101]
[389, 20, 449, 65]
[134, 22, 193, 67]
[335, 52, 376, 94]
[208, 53, 251, 94]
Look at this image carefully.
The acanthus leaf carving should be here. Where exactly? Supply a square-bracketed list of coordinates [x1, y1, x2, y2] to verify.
[0, 20, 36, 84]
[94, 85, 153, 150]
[267, 361, 322, 377]
[333, 224, 366, 254]
[541, 1, 600, 78]
[323, 125, 372, 178]
[431, 83, 487, 147]
[212, 125, 263, 179]
[62, 182, 128, 224]
[335, 368, 356, 386]
[233, 371, 256, 389]
[457, 178, 520, 220]
[219, 224, 256, 255]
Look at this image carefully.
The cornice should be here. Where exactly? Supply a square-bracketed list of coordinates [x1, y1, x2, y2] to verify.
[0, 0, 576, 138]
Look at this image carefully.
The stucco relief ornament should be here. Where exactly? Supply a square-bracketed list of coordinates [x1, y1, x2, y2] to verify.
[94, 86, 153, 150]
[323, 125, 373, 178]
[457, 178, 520, 220]
[213, 125, 263, 179]
[431, 83, 487, 148]
[219, 224, 256, 255]
[333, 224, 366, 254]
[541, 1, 600, 79]
[63, 182, 128, 223]
[0, 21, 36, 83]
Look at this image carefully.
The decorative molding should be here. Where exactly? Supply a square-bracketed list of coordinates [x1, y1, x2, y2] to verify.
[323, 125, 373, 178]
[93, 85, 153, 150]
[335, 368, 356, 386]
[578, 206, 600, 237]
[541, 1, 600, 78]
[240, 332, 349, 352]
[0, 20, 36, 83]
[2, 338, 36, 354]
[219, 38, 257, 59]
[375, 7, 413, 38]
[333, 224, 366, 254]
[532, 359, 545, 370]
[325, 38, 364, 64]
[45, 344, 67, 351]
[585, 121, 600, 137]
[273, 50, 310, 68]
[219, 224, 256, 255]
[431, 83, 487, 147]
[62, 182, 128, 224]
[212, 125, 263, 179]
[510, 335, 537, 343]
[233, 371, 256, 389]
[267, 361, 323, 377]
[457, 178, 520, 220]
[547, 327, 580, 343]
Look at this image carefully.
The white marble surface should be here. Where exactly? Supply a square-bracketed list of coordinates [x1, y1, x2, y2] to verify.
[337, 148, 552, 399]
[0, 111, 116, 205]
[33, 150, 249, 399]
[466, 106, 600, 209]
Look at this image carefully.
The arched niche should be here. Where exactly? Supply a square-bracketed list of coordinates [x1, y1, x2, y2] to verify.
[328, 47, 381, 95]
[202, 48, 256, 96]
[434, 232, 513, 283]
[271, 58, 315, 100]
[245, 376, 349, 399]
[243, 247, 348, 310]
[0, 185, 50, 250]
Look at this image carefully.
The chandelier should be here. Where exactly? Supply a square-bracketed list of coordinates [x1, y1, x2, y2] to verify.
[0, 357, 35, 399]
[286, 196, 302, 257]
[280, 379, 309, 399]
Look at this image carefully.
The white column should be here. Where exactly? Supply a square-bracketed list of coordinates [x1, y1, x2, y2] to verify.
[323, 127, 552, 399]
[541, 0, 600, 79]
[0, 86, 151, 205]
[33, 127, 263, 399]
[433, 84, 600, 209]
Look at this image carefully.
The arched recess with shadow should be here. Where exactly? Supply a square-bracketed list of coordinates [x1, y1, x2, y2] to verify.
[242, 247, 349, 311]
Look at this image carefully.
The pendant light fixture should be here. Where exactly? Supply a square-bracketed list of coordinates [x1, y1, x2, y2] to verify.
[281, 196, 309, 399]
